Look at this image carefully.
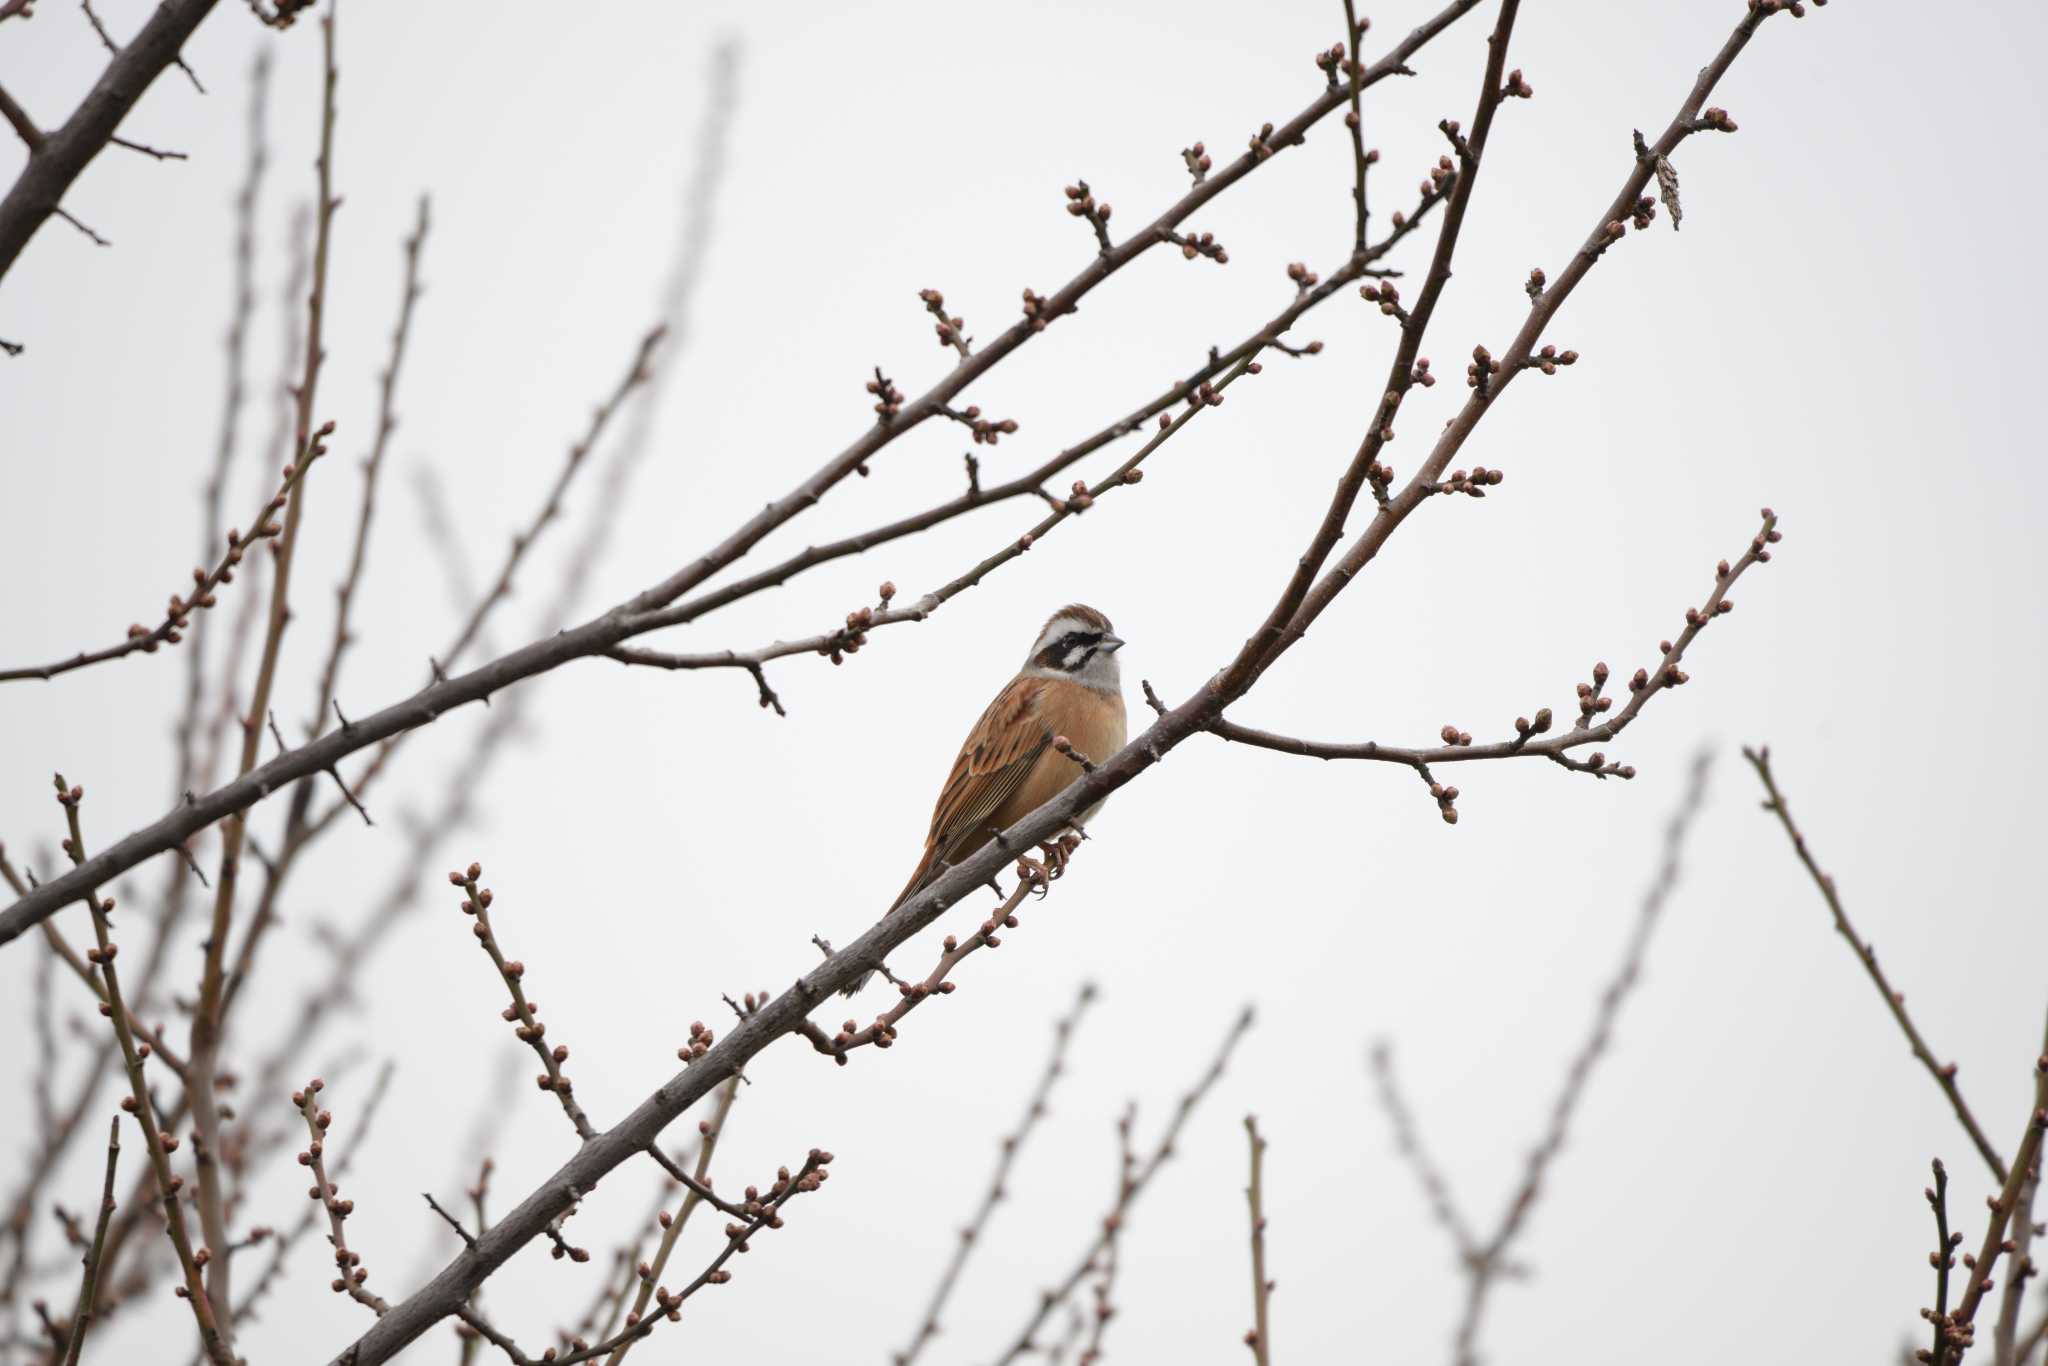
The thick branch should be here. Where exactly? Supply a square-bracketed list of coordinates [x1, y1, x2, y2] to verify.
[0, 0, 220, 284]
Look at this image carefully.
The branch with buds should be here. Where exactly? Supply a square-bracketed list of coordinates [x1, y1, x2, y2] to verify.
[448, 864, 596, 1141]
[1211, 515, 1776, 821]
[0, 431, 332, 684]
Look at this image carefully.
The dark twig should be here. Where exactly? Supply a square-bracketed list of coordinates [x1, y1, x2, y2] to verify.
[1928, 1159, 1958, 1366]
[56, 1117, 119, 1366]
[1932, 1047, 2048, 1366]
[421, 1195, 475, 1251]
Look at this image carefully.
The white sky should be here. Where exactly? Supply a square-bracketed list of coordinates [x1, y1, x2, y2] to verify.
[4, 2, 2047, 1363]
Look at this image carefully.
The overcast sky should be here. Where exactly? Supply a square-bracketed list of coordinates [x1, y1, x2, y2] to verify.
[4, 2, 2047, 1363]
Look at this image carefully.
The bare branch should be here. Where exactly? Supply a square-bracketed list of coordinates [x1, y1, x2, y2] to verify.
[49, 778, 232, 1364]
[448, 865, 596, 1142]
[56, 1117, 119, 1366]
[1210, 513, 1777, 817]
[307, 194, 430, 739]
[895, 982, 1097, 1366]
[1371, 749, 1714, 1366]
[0, 435, 331, 683]
[0, 0, 1499, 942]
[991, 1009, 1255, 1366]
[0, 0, 220, 284]
[291, 1078, 389, 1317]
[1931, 1049, 2048, 1365]
[1241, 1116, 1273, 1366]
[1745, 745, 2010, 1184]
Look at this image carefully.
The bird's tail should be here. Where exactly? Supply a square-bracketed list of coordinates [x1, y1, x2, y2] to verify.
[840, 846, 937, 997]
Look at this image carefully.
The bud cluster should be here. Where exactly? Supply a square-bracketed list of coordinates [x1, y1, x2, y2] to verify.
[918, 288, 971, 358]
[865, 367, 904, 421]
[1064, 180, 1114, 253]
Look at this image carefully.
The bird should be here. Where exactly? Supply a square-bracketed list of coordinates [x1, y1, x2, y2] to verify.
[843, 604, 1129, 995]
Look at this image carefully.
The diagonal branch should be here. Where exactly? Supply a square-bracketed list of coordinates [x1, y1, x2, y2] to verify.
[631, 185, 1442, 640]
[1745, 746, 2009, 1184]
[0, 0, 220, 284]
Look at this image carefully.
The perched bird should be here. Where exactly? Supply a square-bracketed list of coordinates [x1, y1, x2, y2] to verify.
[844, 604, 1128, 995]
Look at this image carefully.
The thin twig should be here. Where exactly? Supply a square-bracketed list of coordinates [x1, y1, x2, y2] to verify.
[185, 13, 344, 1332]
[609, 350, 1274, 698]
[1215, 517, 1772, 817]
[49, 778, 233, 1365]
[307, 194, 429, 739]
[601, 1075, 743, 1366]
[450, 864, 597, 1141]
[0, 435, 331, 684]
[56, 1117, 119, 1366]
[291, 1077, 389, 1317]
[1929, 1159, 1956, 1366]
[1077, 1105, 1135, 1366]
[1992, 1044, 2045, 1364]
[1745, 746, 2009, 1184]
[1932, 1044, 2048, 1365]
[991, 1008, 1255, 1366]
[896, 982, 1097, 1366]
[1369, 749, 1713, 1366]
[1241, 1115, 1273, 1366]
[228, 1061, 394, 1329]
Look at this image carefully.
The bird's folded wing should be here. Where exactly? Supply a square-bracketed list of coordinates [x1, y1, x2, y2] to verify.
[928, 675, 1051, 860]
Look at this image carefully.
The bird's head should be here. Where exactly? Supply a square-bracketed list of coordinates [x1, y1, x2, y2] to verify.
[1025, 604, 1124, 693]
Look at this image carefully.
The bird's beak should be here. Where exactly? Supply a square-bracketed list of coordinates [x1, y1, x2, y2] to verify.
[1100, 634, 1126, 654]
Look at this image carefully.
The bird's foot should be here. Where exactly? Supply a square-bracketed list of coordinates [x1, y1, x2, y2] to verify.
[1036, 833, 1080, 881]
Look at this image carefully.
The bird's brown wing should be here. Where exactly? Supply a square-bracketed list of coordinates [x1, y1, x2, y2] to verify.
[892, 675, 1052, 906]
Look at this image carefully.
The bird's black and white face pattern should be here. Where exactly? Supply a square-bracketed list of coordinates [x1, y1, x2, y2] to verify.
[1024, 609, 1125, 693]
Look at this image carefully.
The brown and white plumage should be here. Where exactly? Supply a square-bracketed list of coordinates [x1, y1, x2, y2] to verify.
[845, 605, 1128, 995]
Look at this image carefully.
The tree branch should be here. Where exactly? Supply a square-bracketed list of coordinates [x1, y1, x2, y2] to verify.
[1745, 745, 2010, 1184]
[0, 0, 1492, 944]
[0, 0, 220, 285]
